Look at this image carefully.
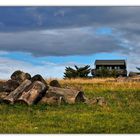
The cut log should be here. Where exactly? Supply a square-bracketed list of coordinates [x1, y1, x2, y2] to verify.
[49, 80, 61, 88]
[11, 70, 31, 84]
[0, 92, 9, 102]
[0, 81, 5, 92]
[3, 79, 32, 104]
[15, 81, 47, 105]
[39, 90, 66, 105]
[31, 74, 48, 88]
[39, 96, 65, 105]
[46, 86, 86, 104]
[2, 80, 19, 92]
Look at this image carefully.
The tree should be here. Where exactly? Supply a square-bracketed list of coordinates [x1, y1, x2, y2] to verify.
[64, 65, 91, 79]
[136, 67, 140, 71]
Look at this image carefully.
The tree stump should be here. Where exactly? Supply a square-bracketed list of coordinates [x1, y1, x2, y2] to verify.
[11, 70, 31, 84]
[3, 79, 32, 104]
[15, 81, 47, 105]
[46, 86, 86, 104]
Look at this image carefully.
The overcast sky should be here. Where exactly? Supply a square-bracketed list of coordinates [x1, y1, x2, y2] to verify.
[0, 7, 140, 79]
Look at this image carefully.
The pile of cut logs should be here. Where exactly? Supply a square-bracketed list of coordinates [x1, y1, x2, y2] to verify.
[0, 70, 106, 106]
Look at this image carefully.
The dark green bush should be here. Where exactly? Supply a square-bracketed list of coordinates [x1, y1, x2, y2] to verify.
[64, 65, 91, 79]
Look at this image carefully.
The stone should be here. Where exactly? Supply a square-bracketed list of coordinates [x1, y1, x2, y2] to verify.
[96, 97, 107, 107]
[46, 86, 86, 104]
[85, 98, 97, 105]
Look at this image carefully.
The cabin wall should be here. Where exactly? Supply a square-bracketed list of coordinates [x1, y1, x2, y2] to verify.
[96, 65, 126, 70]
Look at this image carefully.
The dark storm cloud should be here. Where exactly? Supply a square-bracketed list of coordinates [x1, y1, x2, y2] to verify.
[0, 7, 140, 31]
[0, 28, 125, 56]
[0, 7, 140, 57]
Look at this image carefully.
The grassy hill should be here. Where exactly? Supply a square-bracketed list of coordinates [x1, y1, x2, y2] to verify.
[0, 78, 140, 133]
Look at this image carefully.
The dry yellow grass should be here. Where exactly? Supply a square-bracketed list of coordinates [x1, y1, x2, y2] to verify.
[47, 78, 140, 91]
[47, 77, 140, 84]
[58, 78, 116, 84]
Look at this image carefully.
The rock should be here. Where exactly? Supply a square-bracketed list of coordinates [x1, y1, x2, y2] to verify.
[11, 70, 31, 84]
[49, 80, 61, 88]
[96, 97, 107, 107]
[85, 98, 97, 105]
[85, 97, 107, 107]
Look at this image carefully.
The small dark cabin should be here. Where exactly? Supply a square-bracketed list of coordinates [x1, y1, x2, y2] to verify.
[92, 60, 127, 77]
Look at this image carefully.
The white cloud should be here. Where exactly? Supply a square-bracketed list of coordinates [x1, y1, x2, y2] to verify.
[0, 57, 87, 80]
[0, 57, 62, 79]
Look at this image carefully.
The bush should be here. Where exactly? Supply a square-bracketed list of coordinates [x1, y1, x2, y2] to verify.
[64, 65, 91, 79]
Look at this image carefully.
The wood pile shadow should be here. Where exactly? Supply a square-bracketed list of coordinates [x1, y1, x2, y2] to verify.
[0, 70, 106, 106]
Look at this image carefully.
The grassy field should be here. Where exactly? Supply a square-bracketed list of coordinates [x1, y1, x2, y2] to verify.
[0, 78, 140, 134]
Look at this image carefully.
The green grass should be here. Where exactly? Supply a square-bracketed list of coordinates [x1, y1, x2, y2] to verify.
[0, 80, 140, 133]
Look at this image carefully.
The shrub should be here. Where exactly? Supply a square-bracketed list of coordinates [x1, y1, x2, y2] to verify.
[64, 65, 91, 79]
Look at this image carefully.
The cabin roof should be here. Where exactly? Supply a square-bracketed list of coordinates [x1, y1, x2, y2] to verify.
[95, 60, 126, 66]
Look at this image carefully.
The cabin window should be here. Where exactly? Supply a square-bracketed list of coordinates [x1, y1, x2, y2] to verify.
[99, 66, 102, 70]
[114, 66, 120, 70]
[107, 66, 112, 70]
